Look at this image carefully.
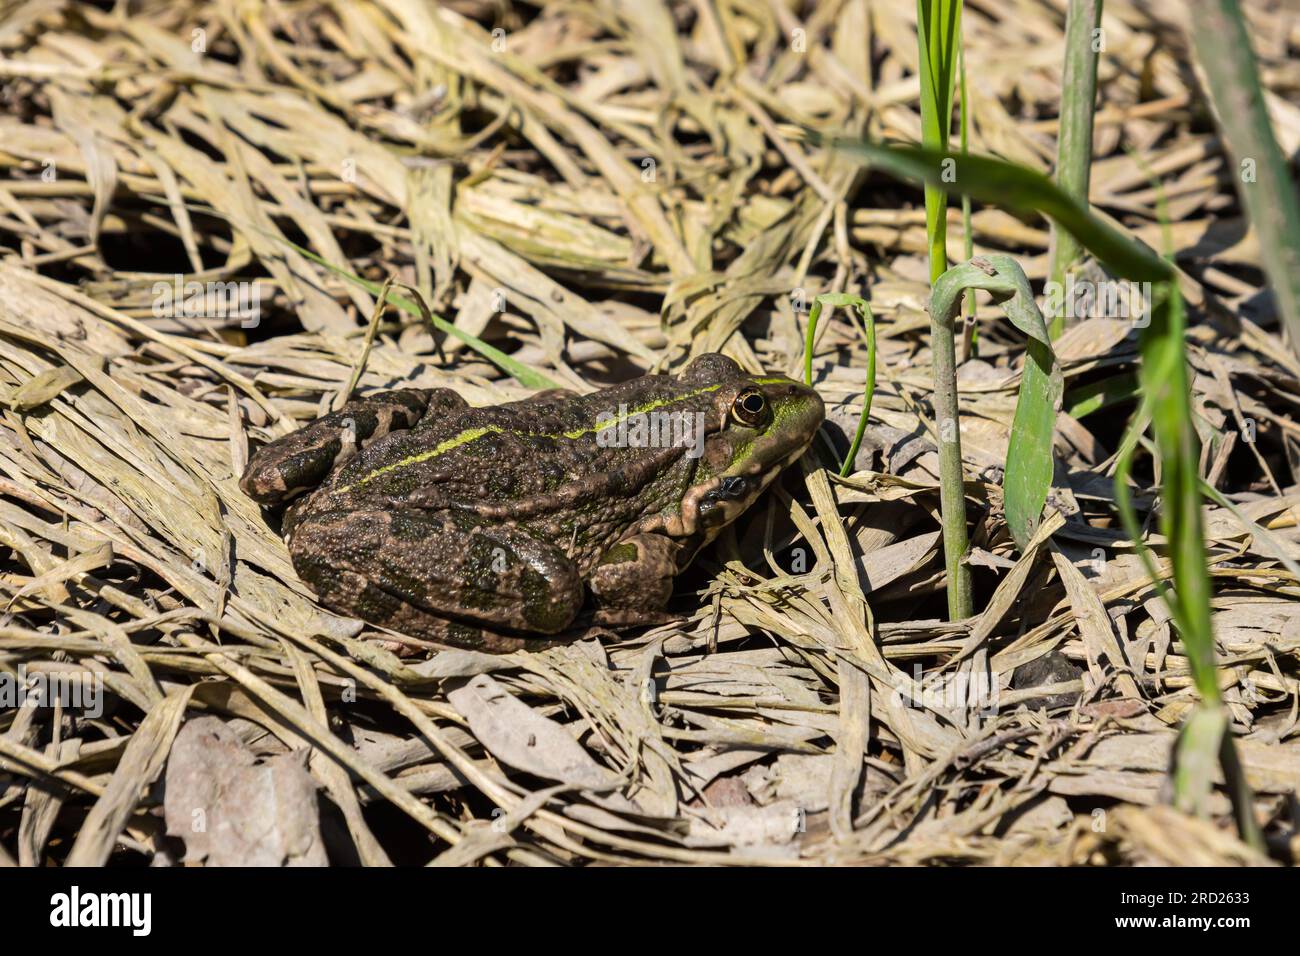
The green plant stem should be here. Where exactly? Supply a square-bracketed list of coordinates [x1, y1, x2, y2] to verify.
[804, 294, 877, 477]
[927, 286, 973, 619]
[1186, 0, 1300, 360]
[838, 299, 876, 477]
[1047, 0, 1103, 339]
[958, 40, 977, 360]
[1218, 725, 1265, 852]
[917, 0, 968, 619]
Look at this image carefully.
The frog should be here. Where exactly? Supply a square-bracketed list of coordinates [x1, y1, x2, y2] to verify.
[239, 353, 825, 653]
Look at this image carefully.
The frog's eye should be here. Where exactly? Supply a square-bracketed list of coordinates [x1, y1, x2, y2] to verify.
[731, 388, 768, 427]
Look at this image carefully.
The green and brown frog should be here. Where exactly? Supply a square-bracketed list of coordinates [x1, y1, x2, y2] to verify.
[240, 353, 824, 652]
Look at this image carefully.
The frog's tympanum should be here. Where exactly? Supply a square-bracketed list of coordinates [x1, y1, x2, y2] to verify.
[240, 353, 825, 652]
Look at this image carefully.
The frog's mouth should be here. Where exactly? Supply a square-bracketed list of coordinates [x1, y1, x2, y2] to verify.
[658, 448, 801, 539]
[692, 467, 778, 529]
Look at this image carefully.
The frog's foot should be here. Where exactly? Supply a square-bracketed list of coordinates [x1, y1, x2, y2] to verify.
[241, 387, 466, 505]
[287, 507, 585, 649]
[588, 533, 683, 627]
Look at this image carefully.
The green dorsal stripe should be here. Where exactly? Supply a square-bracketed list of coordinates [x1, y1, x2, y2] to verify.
[336, 381, 730, 493]
[337, 425, 502, 492]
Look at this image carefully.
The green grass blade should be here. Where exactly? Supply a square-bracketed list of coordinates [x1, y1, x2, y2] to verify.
[1047, 0, 1104, 338]
[1172, 705, 1228, 819]
[931, 256, 1062, 553]
[916, 0, 964, 284]
[1112, 277, 1264, 850]
[958, 38, 977, 358]
[1064, 372, 1137, 419]
[1186, 0, 1300, 361]
[989, 260, 1062, 551]
[823, 136, 1173, 282]
[268, 235, 560, 391]
[1140, 282, 1215, 700]
[1138, 281, 1258, 852]
[804, 293, 877, 478]
[151, 201, 563, 390]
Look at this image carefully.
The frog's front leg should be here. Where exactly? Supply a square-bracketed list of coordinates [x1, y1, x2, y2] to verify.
[288, 507, 585, 647]
[588, 533, 686, 627]
[241, 388, 466, 505]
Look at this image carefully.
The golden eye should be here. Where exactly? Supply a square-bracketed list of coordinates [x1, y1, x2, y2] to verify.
[731, 388, 768, 427]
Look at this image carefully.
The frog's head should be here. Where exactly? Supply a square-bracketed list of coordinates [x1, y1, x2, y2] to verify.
[671, 353, 825, 538]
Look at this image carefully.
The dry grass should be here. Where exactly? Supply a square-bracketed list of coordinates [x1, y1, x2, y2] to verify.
[0, 0, 1298, 866]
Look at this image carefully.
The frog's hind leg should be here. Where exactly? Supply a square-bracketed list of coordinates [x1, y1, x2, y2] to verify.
[288, 508, 584, 650]
[241, 388, 466, 505]
[587, 532, 687, 627]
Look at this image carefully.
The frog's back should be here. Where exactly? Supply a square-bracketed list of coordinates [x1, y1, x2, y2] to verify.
[299, 381, 706, 550]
